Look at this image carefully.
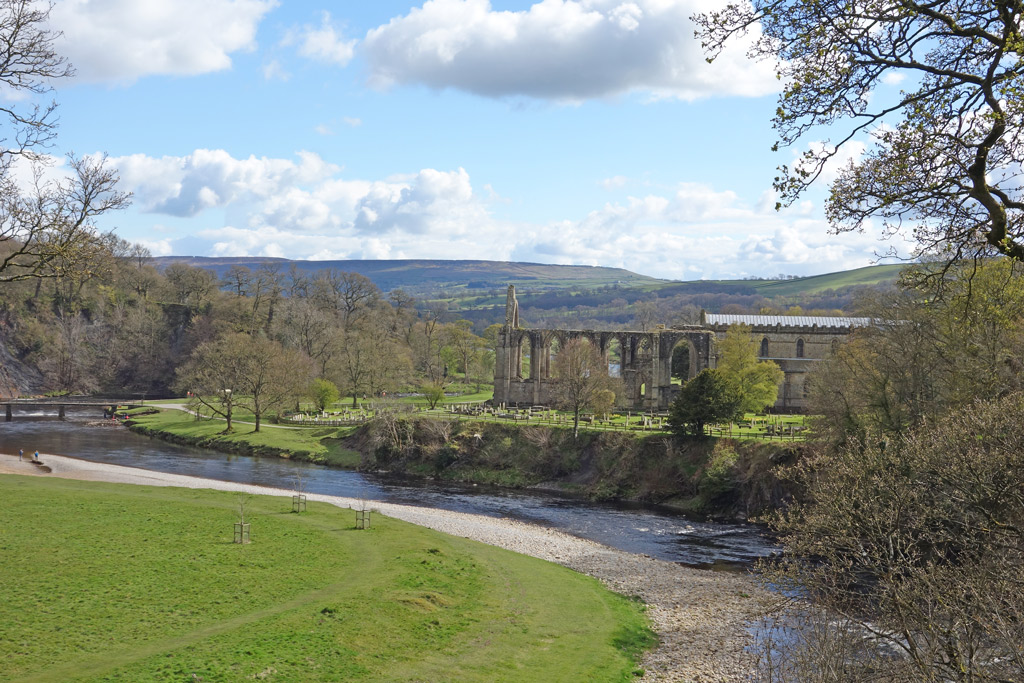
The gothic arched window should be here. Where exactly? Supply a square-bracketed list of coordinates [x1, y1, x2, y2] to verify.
[760, 337, 769, 358]
[796, 338, 805, 358]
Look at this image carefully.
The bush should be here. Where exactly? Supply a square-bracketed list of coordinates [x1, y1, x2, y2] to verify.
[697, 442, 739, 502]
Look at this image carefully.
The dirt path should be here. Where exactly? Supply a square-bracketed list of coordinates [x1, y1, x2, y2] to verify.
[1, 452, 771, 681]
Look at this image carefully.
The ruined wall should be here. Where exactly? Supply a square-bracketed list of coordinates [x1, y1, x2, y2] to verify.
[703, 313, 868, 411]
[493, 288, 714, 410]
[493, 288, 867, 413]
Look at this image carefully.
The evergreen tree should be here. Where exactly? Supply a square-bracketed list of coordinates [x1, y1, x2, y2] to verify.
[668, 369, 740, 439]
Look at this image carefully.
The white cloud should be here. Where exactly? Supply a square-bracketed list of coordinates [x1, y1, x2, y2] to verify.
[51, 0, 276, 83]
[284, 11, 356, 66]
[601, 175, 628, 190]
[138, 238, 174, 256]
[262, 59, 290, 81]
[362, 0, 779, 102]
[111, 149, 910, 279]
[116, 149, 341, 217]
[111, 149, 499, 252]
[509, 181, 914, 278]
[342, 117, 362, 127]
[794, 140, 867, 185]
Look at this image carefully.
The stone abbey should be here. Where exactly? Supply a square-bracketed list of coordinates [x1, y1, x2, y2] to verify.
[493, 286, 868, 412]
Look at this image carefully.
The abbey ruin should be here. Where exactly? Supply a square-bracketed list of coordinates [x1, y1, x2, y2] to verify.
[493, 286, 869, 412]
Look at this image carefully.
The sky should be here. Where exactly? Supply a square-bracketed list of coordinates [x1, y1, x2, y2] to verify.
[30, 0, 915, 280]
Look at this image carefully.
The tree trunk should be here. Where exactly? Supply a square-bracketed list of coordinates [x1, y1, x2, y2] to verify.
[254, 412, 261, 432]
[573, 408, 580, 441]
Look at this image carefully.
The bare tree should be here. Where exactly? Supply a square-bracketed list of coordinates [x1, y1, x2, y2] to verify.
[309, 269, 380, 328]
[631, 300, 658, 332]
[176, 333, 312, 432]
[758, 394, 1024, 681]
[0, 0, 71, 170]
[163, 264, 218, 310]
[0, 2, 128, 282]
[552, 338, 621, 440]
[0, 156, 130, 282]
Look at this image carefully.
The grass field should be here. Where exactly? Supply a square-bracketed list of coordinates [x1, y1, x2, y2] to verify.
[0, 476, 654, 682]
[742, 263, 904, 296]
[127, 409, 362, 467]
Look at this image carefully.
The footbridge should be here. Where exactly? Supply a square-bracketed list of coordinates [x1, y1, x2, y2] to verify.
[3, 399, 146, 421]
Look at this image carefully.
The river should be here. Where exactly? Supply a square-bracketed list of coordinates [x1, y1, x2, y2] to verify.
[0, 407, 778, 570]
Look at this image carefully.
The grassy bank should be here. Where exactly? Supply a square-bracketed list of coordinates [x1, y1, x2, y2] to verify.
[0, 475, 654, 682]
[126, 408, 362, 468]
[126, 407, 800, 518]
[359, 418, 802, 518]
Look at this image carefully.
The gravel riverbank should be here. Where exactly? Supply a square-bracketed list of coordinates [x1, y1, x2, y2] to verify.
[1, 452, 771, 681]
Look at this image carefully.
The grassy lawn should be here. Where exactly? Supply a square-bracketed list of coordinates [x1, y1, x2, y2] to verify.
[0, 476, 654, 682]
[128, 409, 362, 468]
[419, 406, 811, 441]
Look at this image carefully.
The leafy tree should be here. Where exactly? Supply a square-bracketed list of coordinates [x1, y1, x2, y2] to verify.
[670, 343, 691, 383]
[420, 382, 446, 410]
[697, 0, 1024, 264]
[667, 369, 740, 439]
[308, 378, 339, 413]
[411, 301, 451, 385]
[811, 260, 1024, 443]
[443, 320, 486, 389]
[590, 388, 616, 421]
[714, 325, 784, 414]
[551, 338, 620, 440]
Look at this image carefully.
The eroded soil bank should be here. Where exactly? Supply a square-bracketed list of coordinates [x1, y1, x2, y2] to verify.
[129, 413, 803, 520]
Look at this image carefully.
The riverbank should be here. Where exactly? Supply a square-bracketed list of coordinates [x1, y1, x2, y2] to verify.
[127, 408, 801, 520]
[2, 451, 773, 681]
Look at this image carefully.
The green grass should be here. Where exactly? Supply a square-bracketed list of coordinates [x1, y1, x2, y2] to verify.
[128, 409, 363, 466]
[744, 263, 904, 296]
[0, 476, 654, 682]
[418, 406, 810, 441]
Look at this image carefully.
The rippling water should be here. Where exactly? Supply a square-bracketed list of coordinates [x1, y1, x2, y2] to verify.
[1, 407, 778, 569]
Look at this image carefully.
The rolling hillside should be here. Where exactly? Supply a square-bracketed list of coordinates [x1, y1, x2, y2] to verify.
[153, 256, 905, 326]
[153, 256, 665, 293]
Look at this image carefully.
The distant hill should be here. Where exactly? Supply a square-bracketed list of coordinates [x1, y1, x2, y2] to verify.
[152, 257, 665, 293]
[645, 264, 903, 298]
[743, 264, 905, 296]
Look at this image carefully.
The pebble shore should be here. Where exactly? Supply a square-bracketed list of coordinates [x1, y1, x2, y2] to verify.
[1, 453, 771, 681]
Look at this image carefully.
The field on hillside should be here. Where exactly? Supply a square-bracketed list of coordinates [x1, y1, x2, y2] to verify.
[743, 264, 904, 296]
[0, 476, 653, 682]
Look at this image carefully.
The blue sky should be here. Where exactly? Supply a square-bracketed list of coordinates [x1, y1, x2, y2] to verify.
[34, 0, 912, 280]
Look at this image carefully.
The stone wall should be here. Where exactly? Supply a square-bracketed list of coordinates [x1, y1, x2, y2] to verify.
[492, 286, 868, 413]
[702, 312, 869, 411]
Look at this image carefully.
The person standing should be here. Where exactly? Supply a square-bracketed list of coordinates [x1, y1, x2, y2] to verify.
[18, 449, 23, 461]
[32, 450, 38, 462]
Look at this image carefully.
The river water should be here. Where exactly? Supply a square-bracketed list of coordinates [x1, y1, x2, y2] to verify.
[0, 408, 777, 570]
